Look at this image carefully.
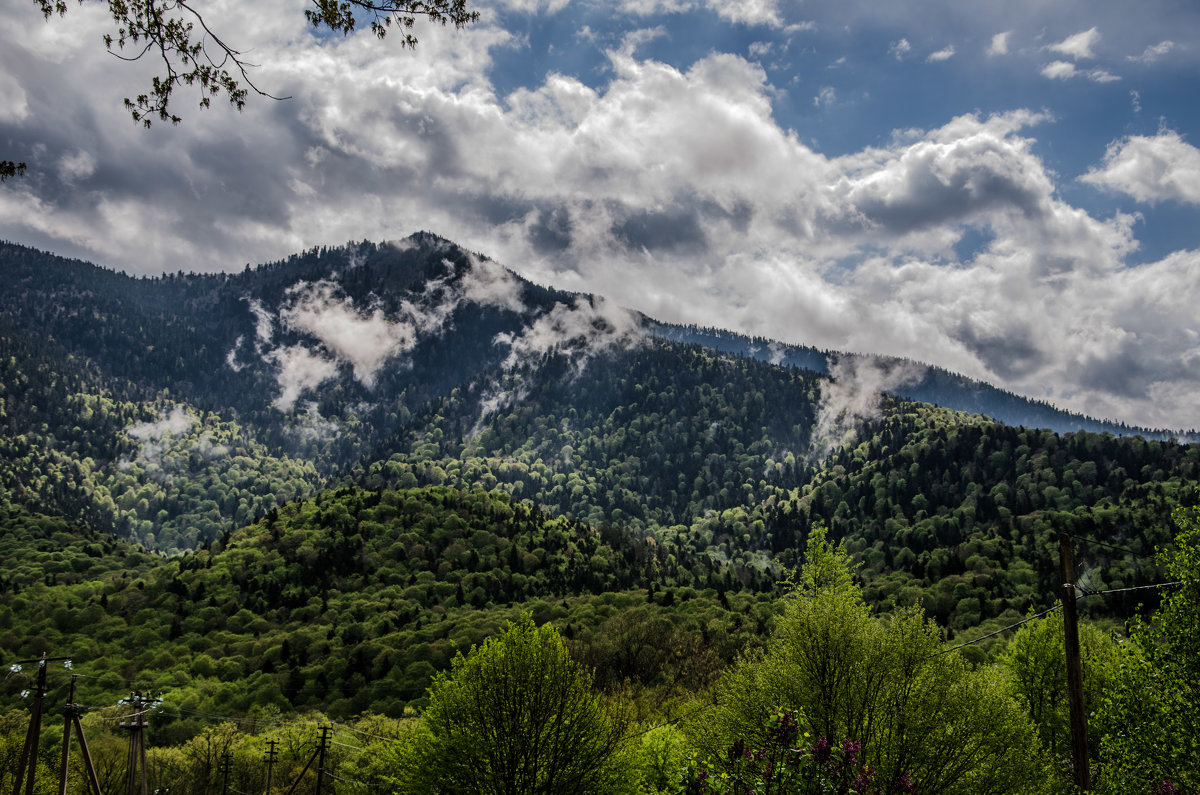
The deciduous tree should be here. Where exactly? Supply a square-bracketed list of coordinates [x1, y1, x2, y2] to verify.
[389, 615, 631, 794]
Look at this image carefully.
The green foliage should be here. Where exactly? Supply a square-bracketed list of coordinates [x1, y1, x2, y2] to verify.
[683, 709, 893, 795]
[389, 616, 630, 794]
[1095, 506, 1200, 793]
[0, 485, 774, 724]
[701, 530, 1049, 794]
[1001, 607, 1121, 782]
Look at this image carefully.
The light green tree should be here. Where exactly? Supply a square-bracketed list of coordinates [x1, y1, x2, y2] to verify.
[698, 525, 1048, 794]
[1096, 505, 1200, 793]
[388, 615, 632, 794]
[1001, 606, 1121, 782]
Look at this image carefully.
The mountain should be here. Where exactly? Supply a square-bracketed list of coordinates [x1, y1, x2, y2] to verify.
[1, 233, 1197, 615]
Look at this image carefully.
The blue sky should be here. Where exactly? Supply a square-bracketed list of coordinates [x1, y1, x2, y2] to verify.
[1, 0, 1199, 430]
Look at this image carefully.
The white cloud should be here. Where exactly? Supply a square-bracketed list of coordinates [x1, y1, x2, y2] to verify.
[459, 254, 527, 312]
[1042, 61, 1078, 79]
[813, 86, 836, 108]
[987, 31, 1011, 57]
[129, 406, 195, 441]
[1041, 61, 1120, 82]
[748, 41, 773, 59]
[615, 0, 785, 27]
[493, 0, 572, 13]
[280, 280, 416, 387]
[706, 0, 783, 28]
[496, 295, 643, 372]
[927, 46, 956, 63]
[1049, 27, 1101, 59]
[1082, 131, 1200, 205]
[811, 356, 925, 459]
[478, 295, 645, 423]
[56, 149, 96, 183]
[267, 345, 340, 410]
[0, 72, 29, 122]
[889, 38, 911, 60]
[1128, 40, 1175, 63]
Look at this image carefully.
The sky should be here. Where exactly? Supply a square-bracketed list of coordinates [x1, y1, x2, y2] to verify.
[1, 0, 1199, 431]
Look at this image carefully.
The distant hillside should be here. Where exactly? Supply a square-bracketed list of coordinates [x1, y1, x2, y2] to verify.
[651, 323, 1190, 440]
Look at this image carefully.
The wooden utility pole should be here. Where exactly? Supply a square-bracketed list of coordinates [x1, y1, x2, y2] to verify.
[58, 675, 104, 795]
[118, 692, 155, 795]
[264, 739, 279, 795]
[314, 726, 330, 795]
[11, 652, 72, 795]
[1059, 532, 1091, 791]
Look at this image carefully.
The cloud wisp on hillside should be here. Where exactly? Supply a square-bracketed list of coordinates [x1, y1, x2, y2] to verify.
[1, 0, 1199, 430]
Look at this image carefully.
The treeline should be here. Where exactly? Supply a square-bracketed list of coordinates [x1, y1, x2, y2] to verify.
[0, 488, 777, 723]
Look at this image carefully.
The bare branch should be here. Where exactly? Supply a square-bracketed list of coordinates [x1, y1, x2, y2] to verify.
[0, 161, 28, 182]
[38, 0, 478, 126]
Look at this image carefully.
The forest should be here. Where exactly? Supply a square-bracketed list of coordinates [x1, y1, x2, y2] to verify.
[1, 237, 1197, 792]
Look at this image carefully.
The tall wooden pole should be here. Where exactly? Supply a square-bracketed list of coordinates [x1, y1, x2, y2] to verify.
[57, 676, 76, 795]
[15, 654, 48, 795]
[264, 739, 279, 795]
[11, 653, 71, 795]
[1059, 532, 1091, 791]
[314, 726, 330, 795]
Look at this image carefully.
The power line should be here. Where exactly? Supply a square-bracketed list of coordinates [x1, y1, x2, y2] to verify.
[331, 720, 405, 749]
[1078, 580, 1189, 597]
[620, 697, 720, 744]
[1066, 532, 1143, 558]
[324, 771, 369, 788]
[933, 604, 1062, 657]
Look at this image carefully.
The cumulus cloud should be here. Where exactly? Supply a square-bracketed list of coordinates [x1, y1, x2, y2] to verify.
[1128, 40, 1175, 63]
[987, 31, 1011, 56]
[927, 46, 956, 63]
[708, 0, 784, 28]
[1041, 61, 1120, 82]
[1081, 131, 1200, 205]
[889, 38, 911, 60]
[1049, 27, 1101, 59]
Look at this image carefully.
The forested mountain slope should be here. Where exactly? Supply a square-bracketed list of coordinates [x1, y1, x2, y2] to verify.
[0, 488, 773, 721]
[2, 235, 1197, 610]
